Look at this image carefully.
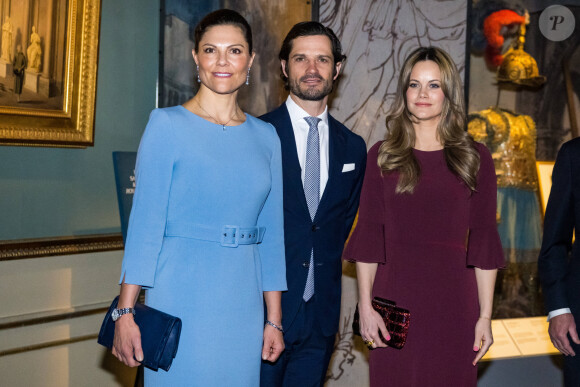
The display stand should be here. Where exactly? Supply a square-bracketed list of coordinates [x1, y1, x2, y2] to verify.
[24, 70, 40, 92]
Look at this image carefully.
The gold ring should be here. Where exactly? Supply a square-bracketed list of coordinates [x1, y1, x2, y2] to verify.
[364, 339, 374, 347]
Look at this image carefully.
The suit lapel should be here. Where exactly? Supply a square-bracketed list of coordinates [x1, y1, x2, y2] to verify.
[273, 105, 311, 217]
[272, 106, 346, 222]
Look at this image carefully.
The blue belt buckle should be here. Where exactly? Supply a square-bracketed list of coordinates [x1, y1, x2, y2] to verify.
[221, 225, 240, 247]
[256, 227, 265, 244]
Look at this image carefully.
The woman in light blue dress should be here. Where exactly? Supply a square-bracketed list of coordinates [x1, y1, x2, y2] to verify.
[111, 10, 287, 386]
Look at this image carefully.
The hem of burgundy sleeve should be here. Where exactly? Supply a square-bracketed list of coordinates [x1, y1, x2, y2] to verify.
[466, 227, 506, 269]
[469, 261, 506, 270]
[342, 221, 386, 264]
[343, 256, 386, 264]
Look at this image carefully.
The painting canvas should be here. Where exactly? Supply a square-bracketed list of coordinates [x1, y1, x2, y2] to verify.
[160, 0, 312, 116]
[0, 0, 100, 147]
[0, 0, 68, 111]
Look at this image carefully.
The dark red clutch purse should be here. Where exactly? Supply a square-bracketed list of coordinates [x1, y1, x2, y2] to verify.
[352, 297, 411, 349]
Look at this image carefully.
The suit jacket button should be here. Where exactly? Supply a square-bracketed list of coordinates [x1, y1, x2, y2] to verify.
[302, 262, 310, 268]
[311, 224, 317, 232]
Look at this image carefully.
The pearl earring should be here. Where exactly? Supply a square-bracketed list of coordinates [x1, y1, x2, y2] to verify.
[196, 65, 200, 83]
[246, 68, 251, 85]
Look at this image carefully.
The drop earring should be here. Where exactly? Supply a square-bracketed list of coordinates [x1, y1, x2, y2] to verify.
[196, 65, 201, 83]
[246, 68, 251, 85]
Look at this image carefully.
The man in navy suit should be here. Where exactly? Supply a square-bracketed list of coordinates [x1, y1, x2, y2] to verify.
[260, 22, 367, 386]
[538, 137, 580, 387]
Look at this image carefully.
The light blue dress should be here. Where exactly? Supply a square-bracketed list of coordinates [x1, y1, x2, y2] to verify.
[120, 106, 287, 386]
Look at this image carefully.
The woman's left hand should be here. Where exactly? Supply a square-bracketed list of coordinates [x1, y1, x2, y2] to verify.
[472, 317, 493, 365]
[262, 324, 285, 362]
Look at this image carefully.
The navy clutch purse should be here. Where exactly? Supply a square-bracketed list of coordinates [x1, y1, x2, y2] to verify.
[98, 296, 182, 371]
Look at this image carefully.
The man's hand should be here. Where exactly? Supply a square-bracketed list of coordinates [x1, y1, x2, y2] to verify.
[549, 313, 580, 356]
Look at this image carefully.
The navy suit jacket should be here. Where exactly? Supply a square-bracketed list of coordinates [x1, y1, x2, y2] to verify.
[260, 104, 367, 336]
[539, 137, 580, 321]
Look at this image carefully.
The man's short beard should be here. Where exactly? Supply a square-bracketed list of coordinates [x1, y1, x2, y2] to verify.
[289, 77, 333, 101]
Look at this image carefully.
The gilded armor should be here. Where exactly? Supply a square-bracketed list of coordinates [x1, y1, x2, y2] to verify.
[468, 107, 538, 191]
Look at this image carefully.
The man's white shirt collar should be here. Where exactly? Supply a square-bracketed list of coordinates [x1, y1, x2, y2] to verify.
[285, 95, 329, 125]
[285, 96, 330, 197]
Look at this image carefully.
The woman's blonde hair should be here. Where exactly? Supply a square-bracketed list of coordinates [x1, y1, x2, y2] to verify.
[378, 46, 480, 194]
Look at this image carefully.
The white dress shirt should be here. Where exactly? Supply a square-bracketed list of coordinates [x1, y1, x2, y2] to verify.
[548, 308, 572, 321]
[285, 96, 329, 198]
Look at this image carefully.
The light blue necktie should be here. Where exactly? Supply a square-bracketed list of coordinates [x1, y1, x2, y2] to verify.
[303, 116, 321, 301]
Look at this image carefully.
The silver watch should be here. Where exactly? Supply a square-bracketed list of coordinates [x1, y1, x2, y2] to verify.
[111, 307, 136, 321]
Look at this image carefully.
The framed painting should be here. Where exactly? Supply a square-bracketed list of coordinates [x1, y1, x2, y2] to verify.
[0, 0, 101, 148]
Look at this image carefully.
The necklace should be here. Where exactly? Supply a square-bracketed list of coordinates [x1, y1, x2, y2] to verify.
[195, 98, 238, 131]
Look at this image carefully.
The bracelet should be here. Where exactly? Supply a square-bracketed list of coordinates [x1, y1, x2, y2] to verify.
[265, 320, 284, 333]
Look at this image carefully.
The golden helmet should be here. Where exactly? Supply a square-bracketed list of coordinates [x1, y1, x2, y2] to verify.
[496, 46, 546, 87]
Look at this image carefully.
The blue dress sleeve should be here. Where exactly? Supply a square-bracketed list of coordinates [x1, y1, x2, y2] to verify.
[257, 124, 288, 292]
[120, 109, 175, 287]
[466, 143, 506, 269]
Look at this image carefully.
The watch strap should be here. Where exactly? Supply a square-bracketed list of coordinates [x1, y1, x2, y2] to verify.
[113, 307, 136, 321]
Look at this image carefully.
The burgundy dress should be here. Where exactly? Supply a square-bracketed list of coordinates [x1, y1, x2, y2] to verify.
[344, 142, 505, 386]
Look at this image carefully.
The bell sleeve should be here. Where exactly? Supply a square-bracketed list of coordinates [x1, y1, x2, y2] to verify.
[466, 143, 506, 269]
[343, 141, 386, 264]
[257, 124, 287, 292]
[119, 109, 176, 288]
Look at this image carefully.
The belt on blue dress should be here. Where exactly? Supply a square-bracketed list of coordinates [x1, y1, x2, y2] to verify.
[165, 222, 265, 248]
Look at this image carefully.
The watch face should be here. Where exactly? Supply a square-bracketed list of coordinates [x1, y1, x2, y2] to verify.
[111, 309, 120, 321]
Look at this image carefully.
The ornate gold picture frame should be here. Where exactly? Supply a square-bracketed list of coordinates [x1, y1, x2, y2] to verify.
[0, 0, 101, 148]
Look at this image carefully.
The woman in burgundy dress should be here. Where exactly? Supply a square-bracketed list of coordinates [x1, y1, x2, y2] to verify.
[344, 47, 505, 386]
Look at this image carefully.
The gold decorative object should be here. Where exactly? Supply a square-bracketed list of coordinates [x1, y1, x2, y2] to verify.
[468, 107, 538, 191]
[535, 161, 554, 217]
[496, 22, 546, 87]
[0, 0, 101, 148]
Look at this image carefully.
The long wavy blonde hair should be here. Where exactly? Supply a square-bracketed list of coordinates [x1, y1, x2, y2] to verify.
[378, 46, 480, 194]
